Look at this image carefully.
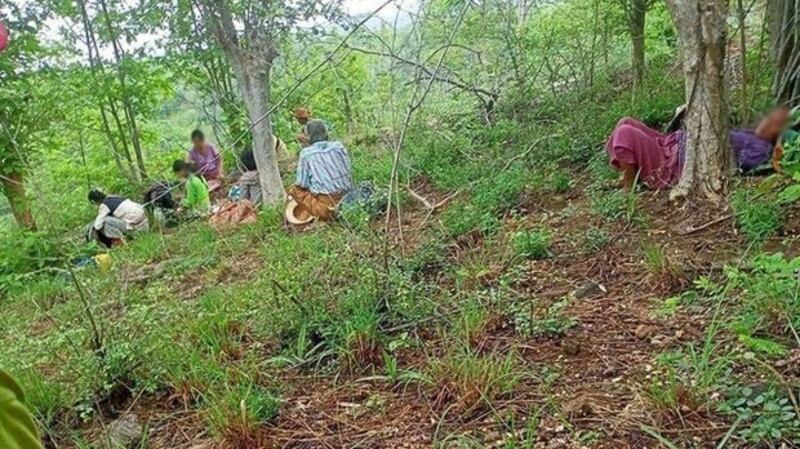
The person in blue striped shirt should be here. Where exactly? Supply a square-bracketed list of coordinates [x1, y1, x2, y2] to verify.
[287, 120, 354, 222]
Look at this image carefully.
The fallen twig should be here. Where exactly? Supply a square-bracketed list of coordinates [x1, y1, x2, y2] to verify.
[678, 213, 734, 236]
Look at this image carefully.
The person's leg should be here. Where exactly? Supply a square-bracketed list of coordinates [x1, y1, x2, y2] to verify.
[96, 231, 114, 248]
[288, 186, 338, 221]
[618, 162, 639, 192]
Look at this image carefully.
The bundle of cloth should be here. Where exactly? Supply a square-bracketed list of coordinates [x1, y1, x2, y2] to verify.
[209, 200, 259, 230]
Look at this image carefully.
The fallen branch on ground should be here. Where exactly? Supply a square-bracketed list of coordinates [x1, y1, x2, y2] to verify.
[406, 186, 462, 212]
[678, 214, 733, 236]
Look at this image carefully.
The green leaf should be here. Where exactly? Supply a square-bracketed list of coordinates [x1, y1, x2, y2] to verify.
[778, 185, 800, 204]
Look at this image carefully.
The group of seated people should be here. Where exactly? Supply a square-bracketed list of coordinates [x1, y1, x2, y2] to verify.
[606, 105, 800, 191]
[87, 108, 354, 247]
[86, 103, 799, 248]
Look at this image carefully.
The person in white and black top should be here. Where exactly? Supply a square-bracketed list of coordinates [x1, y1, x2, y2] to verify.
[87, 189, 149, 248]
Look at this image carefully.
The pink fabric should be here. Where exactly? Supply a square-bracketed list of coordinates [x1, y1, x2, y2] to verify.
[0, 23, 9, 53]
[606, 118, 683, 189]
[188, 144, 222, 179]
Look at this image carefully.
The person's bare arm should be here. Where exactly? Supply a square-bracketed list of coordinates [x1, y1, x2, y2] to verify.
[297, 132, 310, 147]
[773, 143, 784, 173]
[618, 162, 638, 192]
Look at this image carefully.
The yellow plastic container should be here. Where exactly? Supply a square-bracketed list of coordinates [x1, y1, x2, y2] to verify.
[94, 254, 113, 272]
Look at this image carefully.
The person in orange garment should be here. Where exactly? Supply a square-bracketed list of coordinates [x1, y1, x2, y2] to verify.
[287, 120, 354, 223]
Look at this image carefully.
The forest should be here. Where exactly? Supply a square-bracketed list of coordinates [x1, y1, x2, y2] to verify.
[1, 0, 800, 447]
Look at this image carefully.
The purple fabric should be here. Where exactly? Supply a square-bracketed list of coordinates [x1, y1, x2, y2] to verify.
[730, 129, 773, 171]
[188, 144, 221, 179]
[607, 118, 774, 189]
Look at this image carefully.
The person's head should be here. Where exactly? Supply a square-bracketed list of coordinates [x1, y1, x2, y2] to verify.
[756, 106, 791, 143]
[239, 148, 257, 172]
[191, 129, 205, 150]
[305, 119, 329, 145]
[294, 107, 311, 125]
[173, 159, 192, 178]
[88, 189, 107, 205]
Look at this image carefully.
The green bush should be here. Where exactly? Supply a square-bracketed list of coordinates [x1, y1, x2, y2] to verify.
[511, 228, 552, 260]
[205, 380, 280, 441]
[582, 227, 610, 253]
[510, 297, 576, 338]
[732, 189, 782, 243]
[442, 167, 528, 237]
[549, 169, 574, 193]
[720, 385, 800, 445]
[0, 228, 65, 292]
[589, 189, 626, 219]
[725, 253, 800, 341]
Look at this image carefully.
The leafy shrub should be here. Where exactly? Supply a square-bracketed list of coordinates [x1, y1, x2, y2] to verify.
[582, 227, 610, 253]
[442, 167, 527, 237]
[511, 228, 552, 260]
[589, 190, 627, 219]
[731, 189, 782, 243]
[205, 380, 280, 445]
[720, 385, 800, 445]
[725, 253, 800, 341]
[510, 297, 576, 338]
[0, 228, 65, 292]
[549, 169, 574, 193]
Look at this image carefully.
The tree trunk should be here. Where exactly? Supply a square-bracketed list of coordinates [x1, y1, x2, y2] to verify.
[629, 0, 647, 88]
[200, 0, 285, 205]
[77, 0, 139, 183]
[1, 171, 36, 230]
[771, 0, 800, 105]
[666, 0, 731, 202]
[239, 64, 285, 204]
[736, 0, 749, 121]
[97, 0, 147, 180]
[767, 0, 785, 63]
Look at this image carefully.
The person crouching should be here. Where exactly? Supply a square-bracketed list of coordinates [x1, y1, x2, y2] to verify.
[87, 189, 149, 248]
[287, 120, 354, 223]
[173, 160, 211, 217]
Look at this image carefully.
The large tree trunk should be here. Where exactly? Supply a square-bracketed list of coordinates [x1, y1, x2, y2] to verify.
[666, 0, 731, 202]
[238, 65, 285, 204]
[200, 0, 285, 205]
[629, 0, 647, 88]
[1, 171, 36, 230]
[770, 0, 800, 105]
